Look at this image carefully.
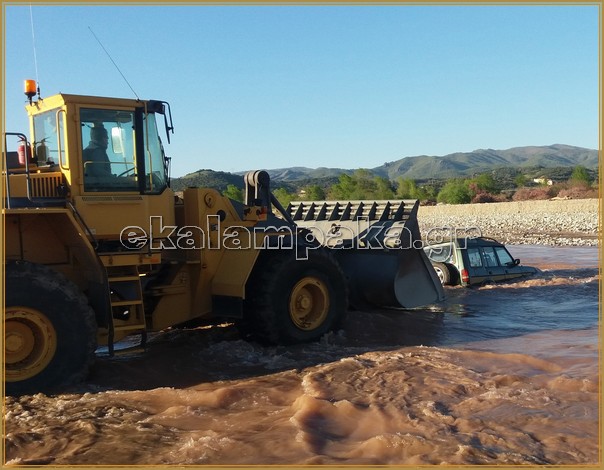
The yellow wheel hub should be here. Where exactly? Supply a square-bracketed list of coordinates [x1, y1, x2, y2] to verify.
[5, 307, 57, 382]
[289, 277, 330, 330]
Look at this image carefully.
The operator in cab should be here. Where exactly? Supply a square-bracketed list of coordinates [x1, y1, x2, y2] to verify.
[83, 124, 112, 178]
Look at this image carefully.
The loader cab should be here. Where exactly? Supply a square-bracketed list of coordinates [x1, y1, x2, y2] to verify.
[4, 90, 176, 244]
[78, 105, 168, 194]
[25, 94, 172, 196]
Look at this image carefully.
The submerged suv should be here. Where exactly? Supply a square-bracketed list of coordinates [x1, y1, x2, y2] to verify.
[423, 237, 537, 287]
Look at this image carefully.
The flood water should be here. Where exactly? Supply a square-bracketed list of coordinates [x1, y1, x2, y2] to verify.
[4, 245, 600, 465]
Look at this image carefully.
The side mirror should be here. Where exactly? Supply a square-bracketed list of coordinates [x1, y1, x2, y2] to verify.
[514, 258, 520, 266]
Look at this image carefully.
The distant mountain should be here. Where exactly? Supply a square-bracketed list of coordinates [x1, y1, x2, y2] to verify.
[237, 166, 352, 181]
[172, 167, 349, 192]
[171, 145, 598, 191]
[374, 144, 598, 180]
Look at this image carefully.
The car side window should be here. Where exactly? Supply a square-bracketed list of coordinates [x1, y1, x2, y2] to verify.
[482, 247, 499, 267]
[425, 244, 452, 263]
[495, 246, 514, 266]
[467, 248, 483, 267]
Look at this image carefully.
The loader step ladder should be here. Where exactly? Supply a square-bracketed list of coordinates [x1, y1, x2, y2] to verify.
[100, 257, 148, 355]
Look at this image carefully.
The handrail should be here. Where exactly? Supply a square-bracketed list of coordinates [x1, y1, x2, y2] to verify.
[67, 200, 99, 250]
[2, 134, 11, 209]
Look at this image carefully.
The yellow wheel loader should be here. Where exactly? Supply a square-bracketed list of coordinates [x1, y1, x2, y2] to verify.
[2, 81, 444, 395]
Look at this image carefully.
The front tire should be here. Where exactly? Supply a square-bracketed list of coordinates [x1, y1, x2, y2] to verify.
[5, 261, 97, 396]
[243, 250, 348, 344]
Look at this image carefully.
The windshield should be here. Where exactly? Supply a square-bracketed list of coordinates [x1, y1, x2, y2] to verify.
[80, 107, 167, 193]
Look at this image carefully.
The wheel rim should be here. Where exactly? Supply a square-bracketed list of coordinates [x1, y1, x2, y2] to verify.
[434, 266, 445, 284]
[289, 277, 330, 331]
[5, 307, 57, 382]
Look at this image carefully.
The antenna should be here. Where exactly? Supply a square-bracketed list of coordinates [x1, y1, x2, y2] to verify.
[88, 26, 140, 100]
[29, 4, 41, 99]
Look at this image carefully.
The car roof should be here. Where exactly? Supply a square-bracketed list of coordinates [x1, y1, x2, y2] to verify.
[463, 237, 504, 247]
[424, 237, 505, 249]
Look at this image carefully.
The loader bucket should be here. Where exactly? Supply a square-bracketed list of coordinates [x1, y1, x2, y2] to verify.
[287, 199, 445, 310]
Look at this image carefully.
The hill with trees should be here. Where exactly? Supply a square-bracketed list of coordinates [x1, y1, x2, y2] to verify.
[374, 144, 598, 180]
[170, 144, 599, 205]
[170, 169, 244, 193]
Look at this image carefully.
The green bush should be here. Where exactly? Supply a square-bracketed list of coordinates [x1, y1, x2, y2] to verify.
[223, 184, 243, 202]
[328, 170, 394, 200]
[569, 165, 593, 186]
[437, 179, 472, 204]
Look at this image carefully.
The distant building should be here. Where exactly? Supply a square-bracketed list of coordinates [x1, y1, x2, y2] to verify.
[533, 177, 553, 186]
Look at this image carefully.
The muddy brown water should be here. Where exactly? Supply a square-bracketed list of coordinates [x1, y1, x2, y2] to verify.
[4, 245, 599, 465]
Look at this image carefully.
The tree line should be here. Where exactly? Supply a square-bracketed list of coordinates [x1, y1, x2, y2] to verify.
[223, 165, 597, 206]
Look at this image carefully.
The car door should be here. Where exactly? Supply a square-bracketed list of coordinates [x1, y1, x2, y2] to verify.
[493, 245, 524, 280]
[464, 247, 488, 285]
[481, 246, 507, 282]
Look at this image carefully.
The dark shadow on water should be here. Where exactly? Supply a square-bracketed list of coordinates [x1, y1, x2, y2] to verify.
[79, 267, 598, 393]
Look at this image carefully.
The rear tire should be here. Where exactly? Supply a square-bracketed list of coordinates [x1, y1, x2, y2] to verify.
[5, 261, 97, 396]
[432, 262, 456, 286]
[243, 250, 348, 344]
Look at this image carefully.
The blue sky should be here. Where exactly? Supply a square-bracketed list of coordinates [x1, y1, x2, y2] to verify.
[3, 4, 600, 177]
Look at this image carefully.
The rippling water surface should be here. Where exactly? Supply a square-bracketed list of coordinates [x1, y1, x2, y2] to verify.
[4, 245, 600, 465]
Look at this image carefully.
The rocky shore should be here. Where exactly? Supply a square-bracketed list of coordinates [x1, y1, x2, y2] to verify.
[418, 198, 600, 247]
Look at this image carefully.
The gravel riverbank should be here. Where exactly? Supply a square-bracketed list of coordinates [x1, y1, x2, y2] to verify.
[418, 198, 600, 247]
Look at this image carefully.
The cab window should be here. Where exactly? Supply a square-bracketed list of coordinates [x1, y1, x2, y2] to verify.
[81, 109, 138, 192]
[142, 113, 168, 193]
[80, 107, 168, 194]
[32, 109, 65, 167]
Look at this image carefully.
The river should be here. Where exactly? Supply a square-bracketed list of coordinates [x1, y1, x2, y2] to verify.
[4, 245, 600, 465]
